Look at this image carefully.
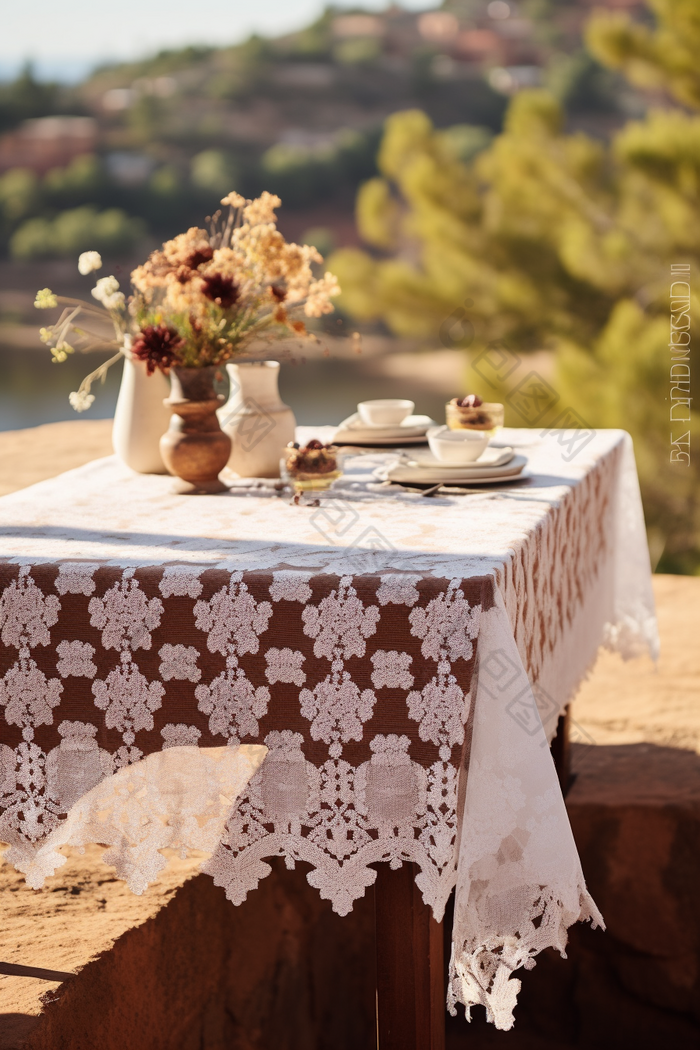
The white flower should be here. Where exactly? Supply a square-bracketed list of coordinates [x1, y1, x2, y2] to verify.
[78, 251, 102, 275]
[103, 291, 125, 310]
[91, 275, 120, 305]
[69, 390, 95, 413]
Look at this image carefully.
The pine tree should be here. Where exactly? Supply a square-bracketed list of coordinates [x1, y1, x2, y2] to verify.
[330, 6, 700, 572]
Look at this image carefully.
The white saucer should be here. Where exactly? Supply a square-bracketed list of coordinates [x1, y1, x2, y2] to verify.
[381, 453, 528, 486]
[334, 413, 436, 446]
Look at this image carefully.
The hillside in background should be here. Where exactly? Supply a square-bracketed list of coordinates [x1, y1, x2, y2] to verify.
[0, 0, 651, 260]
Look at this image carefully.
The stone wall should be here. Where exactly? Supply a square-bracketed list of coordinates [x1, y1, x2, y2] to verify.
[3, 859, 375, 1050]
[450, 742, 700, 1049]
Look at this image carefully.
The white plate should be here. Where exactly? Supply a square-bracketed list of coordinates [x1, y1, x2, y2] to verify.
[407, 446, 515, 470]
[382, 453, 528, 486]
[334, 413, 436, 446]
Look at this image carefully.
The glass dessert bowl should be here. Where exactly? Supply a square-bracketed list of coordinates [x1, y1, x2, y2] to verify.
[282, 439, 343, 492]
[446, 395, 504, 435]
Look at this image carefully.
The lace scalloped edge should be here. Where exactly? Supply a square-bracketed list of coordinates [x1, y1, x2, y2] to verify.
[601, 615, 659, 663]
[447, 886, 604, 1031]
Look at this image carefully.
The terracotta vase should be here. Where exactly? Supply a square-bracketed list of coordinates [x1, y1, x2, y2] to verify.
[160, 366, 231, 494]
[218, 361, 296, 478]
[112, 354, 172, 474]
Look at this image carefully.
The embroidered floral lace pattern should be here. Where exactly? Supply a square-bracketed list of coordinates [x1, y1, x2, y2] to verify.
[0, 565, 486, 914]
[0, 430, 657, 1030]
[201, 573, 483, 918]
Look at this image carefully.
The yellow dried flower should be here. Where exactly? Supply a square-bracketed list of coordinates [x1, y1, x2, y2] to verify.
[244, 192, 282, 226]
[35, 288, 58, 309]
[221, 191, 246, 208]
[304, 272, 341, 318]
[162, 228, 211, 268]
[51, 345, 73, 363]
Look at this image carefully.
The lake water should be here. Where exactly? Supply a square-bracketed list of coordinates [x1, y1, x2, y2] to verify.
[0, 344, 455, 432]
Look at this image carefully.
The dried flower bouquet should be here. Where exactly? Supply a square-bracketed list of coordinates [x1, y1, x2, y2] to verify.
[35, 191, 340, 411]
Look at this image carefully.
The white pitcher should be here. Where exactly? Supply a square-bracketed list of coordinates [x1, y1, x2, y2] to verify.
[219, 361, 296, 478]
[112, 355, 172, 474]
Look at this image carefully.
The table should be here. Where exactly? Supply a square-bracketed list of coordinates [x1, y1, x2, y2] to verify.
[0, 428, 657, 1041]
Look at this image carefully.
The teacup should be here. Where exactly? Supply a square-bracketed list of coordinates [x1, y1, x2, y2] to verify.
[427, 425, 489, 465]
[358, 399, 414, 427]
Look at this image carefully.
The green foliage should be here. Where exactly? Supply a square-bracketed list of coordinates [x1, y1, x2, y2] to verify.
[91, 46, 213, 85]
[278, 8, 334, 58]
[330, 94, 700, 570]
[0, 168, 40, 226]
[301, 226, 336, 258]
[261, 143, 338, 206]
[43, 155, 105, 209]
[260, 128, 380, 208]
[586, 0, 700, 111]
[438, 124, 494, 165]
[207, 37, 271, 100]
[356, 178, 401, 250]
[149, 165, 182, 198]
[128, 95, 167, 142]
[0, 65, 65, 133]
[190, 150, 239, 196]
[333, 38, 382, 66]
[10, 205, 144, 260]
[546, 51, 621, 114]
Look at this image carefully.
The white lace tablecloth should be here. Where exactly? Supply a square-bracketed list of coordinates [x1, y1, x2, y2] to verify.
[0, 427, 657, 1029]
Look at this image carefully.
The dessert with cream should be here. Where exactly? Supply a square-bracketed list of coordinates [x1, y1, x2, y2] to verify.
[283, 439, 342, 490]
[446, 395, 504, 432]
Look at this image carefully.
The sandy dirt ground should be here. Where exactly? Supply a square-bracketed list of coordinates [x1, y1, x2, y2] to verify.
[0, 420, 113, 497]
[574, 573, 700, 755]
[0, 846, 205, 1040]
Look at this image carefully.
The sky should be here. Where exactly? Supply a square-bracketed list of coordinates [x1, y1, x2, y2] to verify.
[0, 0, 438, 81]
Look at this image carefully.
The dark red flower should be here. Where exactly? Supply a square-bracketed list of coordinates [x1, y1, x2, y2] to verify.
[131, 324, 183, 375]
[185, 246, 213, 270]
[201, 273, 240, 309]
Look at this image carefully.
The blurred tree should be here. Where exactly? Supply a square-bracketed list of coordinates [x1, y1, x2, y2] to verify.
[302, 226, 336, 258]
[43, 155, 105, 207]
[10, 205, 144, 259]
[128, 94, 167, 143]
[191, 150, 238, 197]
[208, 36, 270, 100]
[586, 0, 700, 110]
[546, 50, 622, 114]
[333, 37, 382, 66]
[0, 64, 63, 132]
[439, 124, 494, 164]
[261, 142, 339, 207]
[280, 9, 334, 59]
[149, 164, 182, 198]
[0, 168, 41, 229]
[331, 74, 700, 569]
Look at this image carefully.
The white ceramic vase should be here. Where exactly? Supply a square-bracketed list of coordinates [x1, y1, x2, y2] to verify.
[112, 355, 172, 474]
[218, 361, 296, 478]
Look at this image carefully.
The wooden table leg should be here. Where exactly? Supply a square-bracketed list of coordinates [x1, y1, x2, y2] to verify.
[374, 862, 445, 1050]
[550, 703, 571, 794]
